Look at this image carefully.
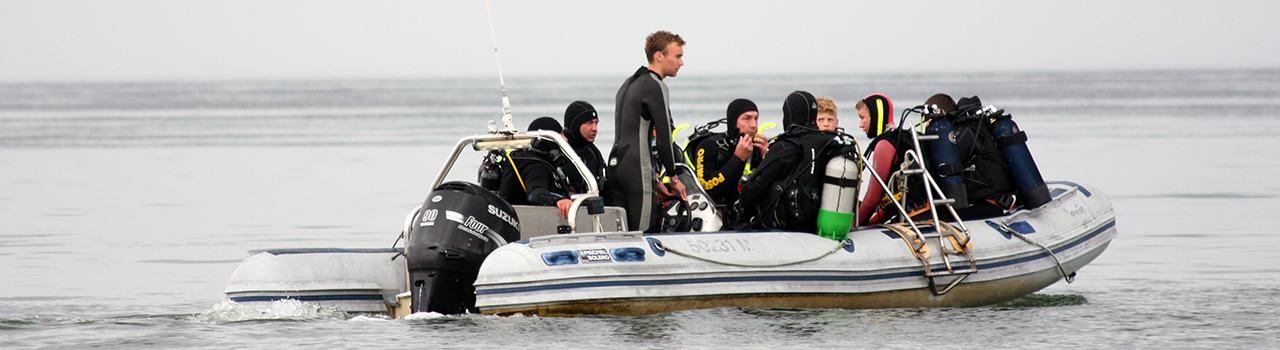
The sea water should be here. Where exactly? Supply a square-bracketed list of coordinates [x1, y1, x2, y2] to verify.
[2, 70, 1279, 348]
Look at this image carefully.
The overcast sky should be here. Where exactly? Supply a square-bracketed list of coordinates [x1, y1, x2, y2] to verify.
[2, 0, 1277, 82]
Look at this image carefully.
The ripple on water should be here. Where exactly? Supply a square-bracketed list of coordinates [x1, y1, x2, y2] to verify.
[193, 300, 350, 323]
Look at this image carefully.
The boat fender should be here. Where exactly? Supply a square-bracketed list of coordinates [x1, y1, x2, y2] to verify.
[816, 153, 860, 240]
[924, 116, 970, 209]
[989, 111, 1051, 209]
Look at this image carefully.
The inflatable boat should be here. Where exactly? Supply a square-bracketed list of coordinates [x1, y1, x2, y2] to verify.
[224, 120, 1116, 317]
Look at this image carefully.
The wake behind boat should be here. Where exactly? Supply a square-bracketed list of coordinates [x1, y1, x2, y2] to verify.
[224, 120, 1116, 317]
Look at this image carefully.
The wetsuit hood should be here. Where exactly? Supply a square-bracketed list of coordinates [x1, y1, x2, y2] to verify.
[527, 116, 563, 152]
[563, 100, 598, 148]
[725, 98, 757, 139]
[782, 91, 818, 129]
[862, 93, 894, 138]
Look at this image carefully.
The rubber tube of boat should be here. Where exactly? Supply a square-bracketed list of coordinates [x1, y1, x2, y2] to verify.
[405, 181, 521, 315]
[816, 154, 860, 240]
[990, 114, 1051, 209]
[925, 117, 969, 209]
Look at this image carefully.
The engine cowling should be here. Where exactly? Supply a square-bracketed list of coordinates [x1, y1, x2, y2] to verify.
[405, 181, 520, 314]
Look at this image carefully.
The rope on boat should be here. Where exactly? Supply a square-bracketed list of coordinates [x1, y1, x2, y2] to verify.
[994, 221, 1076, 283]
[653, 238, 849, 267]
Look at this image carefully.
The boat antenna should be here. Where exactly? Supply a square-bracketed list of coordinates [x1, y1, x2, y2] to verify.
[484, 0, 518, 134]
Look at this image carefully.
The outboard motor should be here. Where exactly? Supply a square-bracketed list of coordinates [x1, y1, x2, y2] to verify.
[406, 181, 521, 314]
[816, 152, 860, 240]
[924, 116, 970, 209]
[988, 109, 1052, 209]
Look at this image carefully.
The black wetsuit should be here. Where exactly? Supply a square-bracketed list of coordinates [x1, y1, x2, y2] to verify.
[692, 133, 761, 206]
[497, 148, 572, 206]
[563, 104, 605, 193]
[606, 66, 683, 232]
[735, 90, 832, 232]
[565, 140, 604, 194]
[737, 126, 834, 232]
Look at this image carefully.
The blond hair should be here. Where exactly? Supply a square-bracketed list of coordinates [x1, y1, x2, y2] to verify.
[816, 96, 837, 115]
[645, 31, 685, 63]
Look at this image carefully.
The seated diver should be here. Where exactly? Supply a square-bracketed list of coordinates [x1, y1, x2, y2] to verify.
[561, 101, 606, 193]
[859, 93, 1016, 225]
[736, 91, 837, 233]
[497, 117, 576, 218]
[690, 98, 768, 207]
[946, 95, 1018, 219]
[856, 93, 903, 225]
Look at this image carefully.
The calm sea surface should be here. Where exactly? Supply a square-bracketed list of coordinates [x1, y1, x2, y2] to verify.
[2, 70, 1279, 348]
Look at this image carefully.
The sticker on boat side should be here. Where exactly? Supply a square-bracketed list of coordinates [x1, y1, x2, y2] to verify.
[578, 249, 612, 263]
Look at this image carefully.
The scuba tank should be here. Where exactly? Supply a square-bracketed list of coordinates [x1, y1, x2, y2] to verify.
[924, 116, 970, 209]
[816, 153, 860, 240]
[987, 108, 1051, 209]
[477, 150, 504, 191]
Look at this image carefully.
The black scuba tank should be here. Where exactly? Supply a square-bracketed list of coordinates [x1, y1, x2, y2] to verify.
[477, 150, 504, 191]
[990, 113, 1051, 209]
[405, 181, 521, 314]
[925, 117, 970, 209]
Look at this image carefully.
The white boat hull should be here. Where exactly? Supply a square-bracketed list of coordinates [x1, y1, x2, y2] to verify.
[221, 182, 1115, 317]
[224, 248, 406, 314]
[473, 182, 1115, 316]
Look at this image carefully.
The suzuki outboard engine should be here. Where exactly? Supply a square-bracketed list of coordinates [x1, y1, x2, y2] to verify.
[406, 181, 520, 314]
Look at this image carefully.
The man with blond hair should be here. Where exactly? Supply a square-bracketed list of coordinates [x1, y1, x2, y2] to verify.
[815, 96, 839, 132]
[606, 30, 688, 232]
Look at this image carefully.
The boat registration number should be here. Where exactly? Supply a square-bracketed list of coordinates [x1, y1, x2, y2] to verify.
[683, 238, 754, 253]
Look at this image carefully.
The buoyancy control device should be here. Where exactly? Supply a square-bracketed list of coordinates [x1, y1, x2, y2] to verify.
[986, 107, 1051, 209]
[816, 135, 862, 240]
[924, 116, 970, 209]
[405, 181, 521, 314]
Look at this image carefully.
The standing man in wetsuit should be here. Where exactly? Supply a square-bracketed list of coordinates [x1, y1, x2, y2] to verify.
[606, 30, 688, 233]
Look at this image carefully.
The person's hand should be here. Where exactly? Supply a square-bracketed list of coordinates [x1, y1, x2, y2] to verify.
[734, 133, 754, 161]
[750, 134, 769, 156]
[557, 198, 573, 218]
[670, 177, 688, 202]
[655, 177, 675, 201]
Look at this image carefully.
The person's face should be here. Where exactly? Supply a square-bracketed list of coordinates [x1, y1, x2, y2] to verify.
[858, 106, 871, 134]
[735, 111, 759, 136]
[579, 119, 598, 142]
[816, 111, 838, 131]
[654, 43, 684, 77]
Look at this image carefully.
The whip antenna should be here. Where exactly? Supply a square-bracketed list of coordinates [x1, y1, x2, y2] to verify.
[484, 0, 518, 134]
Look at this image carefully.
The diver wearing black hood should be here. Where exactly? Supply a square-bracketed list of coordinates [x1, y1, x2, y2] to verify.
[736, 91, 837, 232]
[562, 101, 605, 193]
[498, 117, 576, 217]
[692, 98, 767, 206]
